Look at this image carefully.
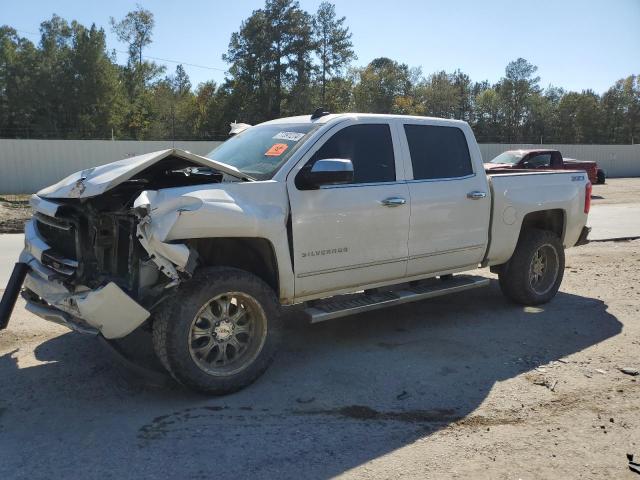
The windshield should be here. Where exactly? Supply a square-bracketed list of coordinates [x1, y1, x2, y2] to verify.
[490, 151, 524, 165]
[206, 123, 319, 180]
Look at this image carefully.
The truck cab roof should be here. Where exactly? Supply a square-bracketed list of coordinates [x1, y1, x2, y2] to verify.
[260, 113, 470, 127]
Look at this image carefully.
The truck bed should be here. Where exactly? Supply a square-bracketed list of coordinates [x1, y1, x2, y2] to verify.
[484, 169, 589, 266]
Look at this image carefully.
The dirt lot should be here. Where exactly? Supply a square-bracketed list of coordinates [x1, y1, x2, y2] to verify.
[0, 195, 30, 234]
[591, 178, 640, 205]
[0, 237, 639, 479]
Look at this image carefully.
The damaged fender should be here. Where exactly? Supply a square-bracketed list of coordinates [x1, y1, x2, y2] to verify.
[134, 190, 200, 284]
[132, 181, 295, 301]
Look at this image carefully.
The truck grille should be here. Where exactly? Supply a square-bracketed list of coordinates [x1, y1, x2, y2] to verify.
[33, 203, 140, 289]
[35, 213, 78, 261]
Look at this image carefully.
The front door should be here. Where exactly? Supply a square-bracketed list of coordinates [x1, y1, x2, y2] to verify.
[287, 121, 410, 299]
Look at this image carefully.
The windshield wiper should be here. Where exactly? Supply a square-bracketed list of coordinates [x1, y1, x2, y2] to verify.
[169, 167, 218, 177]
[207, 158, 256, 181]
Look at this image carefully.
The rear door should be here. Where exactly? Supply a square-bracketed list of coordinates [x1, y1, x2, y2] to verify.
[287, 120, 410, 299]
[400, 121, 490, 276]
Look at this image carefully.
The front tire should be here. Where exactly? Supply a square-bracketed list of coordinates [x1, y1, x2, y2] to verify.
[153, 267, 282, 394]
[597, 169, 606, 185]
[498, 229, 565, 306]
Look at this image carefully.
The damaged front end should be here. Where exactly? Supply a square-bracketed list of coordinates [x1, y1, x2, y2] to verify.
[0, 149, 244, 338]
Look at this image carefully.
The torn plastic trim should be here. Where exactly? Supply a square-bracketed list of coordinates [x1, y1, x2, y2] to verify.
[23, 297, 99, 335]
[134, 190, 200, 286]
[23, 263, 150, 339]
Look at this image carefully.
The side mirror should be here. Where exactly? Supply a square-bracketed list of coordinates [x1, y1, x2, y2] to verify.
[297, 159, 354, 189]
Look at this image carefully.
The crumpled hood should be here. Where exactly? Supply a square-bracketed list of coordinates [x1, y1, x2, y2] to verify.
[37, 148, 244, 199]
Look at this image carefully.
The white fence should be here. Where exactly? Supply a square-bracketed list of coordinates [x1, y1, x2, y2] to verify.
[0, 139, 638, 194]
[0, 140, 221, 195]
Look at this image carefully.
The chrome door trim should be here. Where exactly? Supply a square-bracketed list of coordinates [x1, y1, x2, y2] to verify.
[297, 244, 485, 278]
[296, 257, 407, 279]
[408, 244, 485, 261]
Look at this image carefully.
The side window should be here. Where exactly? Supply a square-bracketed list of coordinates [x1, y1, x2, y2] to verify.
[527, 153, 552, 168]
[403, 124, 473, 180]
[308, 124, 395, 184]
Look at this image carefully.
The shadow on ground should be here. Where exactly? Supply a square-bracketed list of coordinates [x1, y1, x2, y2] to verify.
[0, 280, 621, 479]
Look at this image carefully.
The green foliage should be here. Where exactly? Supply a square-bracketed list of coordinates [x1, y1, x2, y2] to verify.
[0, 3, 638, 144]
[109, 4, 154, 66]
[223, 0, 319, 121]
[313, 1, 355, 105]
[353, 57, 412, 113]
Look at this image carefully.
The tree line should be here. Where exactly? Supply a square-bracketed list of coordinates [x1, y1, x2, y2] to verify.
[0, 0, 638, 143]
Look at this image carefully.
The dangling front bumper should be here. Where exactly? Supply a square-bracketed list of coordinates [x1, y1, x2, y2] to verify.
[0, 218, 150, 339]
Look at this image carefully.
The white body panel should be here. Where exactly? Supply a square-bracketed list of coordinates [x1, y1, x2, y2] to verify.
[288, 182, 411, 297]
[396, 119, 491, 276]
[485, 171, 589, 265]
[286, 117, 410, 297]
[133, 180, 295, 300]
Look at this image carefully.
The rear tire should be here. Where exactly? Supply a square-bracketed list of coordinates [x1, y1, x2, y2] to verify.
[596, 169, 606, 185]
[498, 229, 565, 306]
[153, 267, 282, 394]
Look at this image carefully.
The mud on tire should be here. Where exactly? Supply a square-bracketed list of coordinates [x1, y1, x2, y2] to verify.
[152, 267, 282, 394]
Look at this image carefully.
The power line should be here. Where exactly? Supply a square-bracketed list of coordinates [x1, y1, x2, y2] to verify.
[14, 28, 227, 73]
[114, 50, 227, 72]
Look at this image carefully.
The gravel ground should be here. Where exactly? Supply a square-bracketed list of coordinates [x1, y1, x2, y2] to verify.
[591, 178, 640, 205]
[0, 238, 638, 479]
[0, 196, 30, 234]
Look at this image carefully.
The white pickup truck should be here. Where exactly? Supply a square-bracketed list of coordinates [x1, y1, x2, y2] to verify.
[0, 112, 592, 394]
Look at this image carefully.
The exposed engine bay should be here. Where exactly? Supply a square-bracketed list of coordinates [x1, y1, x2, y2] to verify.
[31, 155, 241, 311]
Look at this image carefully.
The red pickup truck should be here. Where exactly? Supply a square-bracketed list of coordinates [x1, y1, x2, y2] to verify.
[485, 149, 605, 184]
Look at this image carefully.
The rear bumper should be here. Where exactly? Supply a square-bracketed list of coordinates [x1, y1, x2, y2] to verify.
[575, 226, 591, 246]
[0, 215, 151, 339]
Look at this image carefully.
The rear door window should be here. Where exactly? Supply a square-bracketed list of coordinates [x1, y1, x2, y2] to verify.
[403, 124, 473, 180]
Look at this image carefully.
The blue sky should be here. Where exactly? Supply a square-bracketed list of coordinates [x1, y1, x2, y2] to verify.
[4, 0, 639, 93]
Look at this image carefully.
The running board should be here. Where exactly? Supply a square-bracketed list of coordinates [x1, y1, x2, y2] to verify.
[304, 275, 490, 323]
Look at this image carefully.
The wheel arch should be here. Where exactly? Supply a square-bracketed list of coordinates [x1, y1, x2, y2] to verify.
[188, 237, 279, 296]
[490, 209, 566, 274]
[520, 208, 566, 243]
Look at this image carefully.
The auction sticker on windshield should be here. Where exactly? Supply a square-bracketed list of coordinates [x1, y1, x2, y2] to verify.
[273, 131, 305, 141]
[265, 143, 289, 156]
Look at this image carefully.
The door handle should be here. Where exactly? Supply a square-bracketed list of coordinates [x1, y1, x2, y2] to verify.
[380, 196, 406, 207]
[467, 191, 487, 200]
